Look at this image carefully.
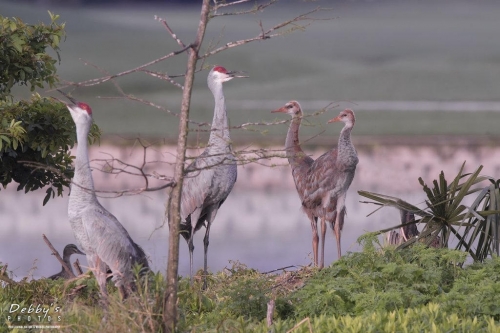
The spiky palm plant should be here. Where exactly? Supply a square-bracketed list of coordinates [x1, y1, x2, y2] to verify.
[359, 162, 500, 262]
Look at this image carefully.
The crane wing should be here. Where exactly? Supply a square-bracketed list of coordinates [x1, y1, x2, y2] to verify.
[302, 150, 340, 209]
[81, 207, 138, 272]
[290, 155, 314, 202]
[180, 151, 215, 221]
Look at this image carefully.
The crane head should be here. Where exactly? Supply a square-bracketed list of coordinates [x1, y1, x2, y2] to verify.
[328, 109, 356, 127]
[210, 66, 248, 83]
[271, 100, 302, 116]
[63, 244, 86, 256]
[55, 89, 93, 124]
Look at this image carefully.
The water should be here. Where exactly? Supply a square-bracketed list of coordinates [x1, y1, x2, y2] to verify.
[1, 144, 499, 280]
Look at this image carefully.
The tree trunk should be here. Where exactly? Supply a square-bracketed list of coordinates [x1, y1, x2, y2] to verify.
[163, 1, 211, 332]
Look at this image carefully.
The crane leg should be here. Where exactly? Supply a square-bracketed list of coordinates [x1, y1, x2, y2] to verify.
[309, 215, 319, 267]
[333, 207, 345, 260]
[187, 209, 202, 286]
[88, 254, 108, 301]
[202, 223, 211, 290]
[203, 208, 218, 290]
[188, 236, 195, 285]
[320, 217, 327, 269]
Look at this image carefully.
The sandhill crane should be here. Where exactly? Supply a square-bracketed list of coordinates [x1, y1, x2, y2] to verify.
[271, 101, 320, 265]
[273, 102, 358, 267]
[58, 91, 149, 299]
[387, 210, 420, 246]
[48, 244, 85, 280]
[179, 66, 247, 288]
[387, 209, 440, 248]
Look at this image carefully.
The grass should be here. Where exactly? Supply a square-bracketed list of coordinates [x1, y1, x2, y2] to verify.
[3, 1, 500, 141]
[2, 240, 500, 332]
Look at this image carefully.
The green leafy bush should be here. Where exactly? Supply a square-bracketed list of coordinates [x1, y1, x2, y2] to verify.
[0, 95, 100, 204]
[0, 13, 101, 204]
[0, 12, 64, 100]
[287, 240, 466, 319]
[2, 243, 500, 332]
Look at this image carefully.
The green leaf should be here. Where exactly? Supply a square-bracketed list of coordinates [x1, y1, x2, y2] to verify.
[43, 187, 53, 206]
[0, 135, 11, 145]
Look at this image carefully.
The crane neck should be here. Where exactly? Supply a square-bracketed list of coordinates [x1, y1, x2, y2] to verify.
[285, 113, 305, 163]
[70, 120, 97, 211]
[207, 82, 231, 151]
[62, 251, 72, 264]
[337, 123, 358, 166]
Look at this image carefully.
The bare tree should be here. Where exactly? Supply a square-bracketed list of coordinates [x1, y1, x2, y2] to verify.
[60, 0, 331, 330]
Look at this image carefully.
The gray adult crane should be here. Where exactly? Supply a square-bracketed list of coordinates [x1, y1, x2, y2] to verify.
[48, 244, 85, 280]
[273, 102, 358, 267]
[59, 91, 149, 299]
[179, 66, 247, 288]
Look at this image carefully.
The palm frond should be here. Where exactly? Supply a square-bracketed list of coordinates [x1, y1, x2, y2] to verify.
[359, 162, 500, 262]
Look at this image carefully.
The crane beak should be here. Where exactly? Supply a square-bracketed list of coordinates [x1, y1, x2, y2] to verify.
[56, 89, 78, 105]
[227, 70, 249, 78]
[328, 116, 342, 123]
[271, 106, 287, 113]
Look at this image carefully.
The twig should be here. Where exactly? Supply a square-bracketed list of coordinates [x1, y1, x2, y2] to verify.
[61, 44, 193, 88]
[19, 161, 176, 197]
[73, 259, 83, 275]
[0, 264, 18, 285]
[140, 69, 184, 89]
[262, 265, 296, 274]
[43, 234, 76, 279]
[212, 0, 253, 10]
[0, 274, 18, 286]
[201, 7, 333, 59]
[155, 15, 187, 48]
[212, 0, 278, 17]
[287, 317, 313, 333]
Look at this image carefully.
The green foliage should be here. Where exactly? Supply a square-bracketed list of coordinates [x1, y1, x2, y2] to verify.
[254, 303, 500, 333]
[2, 245, 500, 332]
[359, 162, 500, 262]
[287, 242, 466, 319]
[0, 95, 100, 204]
[0, 12, 65, 101]
[177, 261, 278, 331]
[0, 12, 101, 204]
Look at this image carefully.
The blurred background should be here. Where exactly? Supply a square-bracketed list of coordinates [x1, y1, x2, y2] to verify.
[1, 0, 500, 280]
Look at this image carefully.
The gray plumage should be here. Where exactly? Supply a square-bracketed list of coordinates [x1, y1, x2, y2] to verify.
[179, 66, 246, 288]
[61, 93, 149, 298]
[48, 244, 85, 280]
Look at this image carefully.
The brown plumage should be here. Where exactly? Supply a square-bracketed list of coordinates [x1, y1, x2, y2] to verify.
[272, 102, 358, 267]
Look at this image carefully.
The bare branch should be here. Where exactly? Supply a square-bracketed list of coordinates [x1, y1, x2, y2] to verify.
[211, 0, 278, 17]
[61, 44, 193, 88]
[0, 264, 17, 286]
[73, 259, 84, 275]
[18, 161, 176, 198]
[201, 7, 333, 59]
[155, 15, 187, 48]
[43, 234, 76, 279]
[212, 0, 254, 10]
[140, 69, 184, 89]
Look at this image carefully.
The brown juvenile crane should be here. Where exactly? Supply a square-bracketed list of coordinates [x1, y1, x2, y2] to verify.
[272, 102, 358, 267]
